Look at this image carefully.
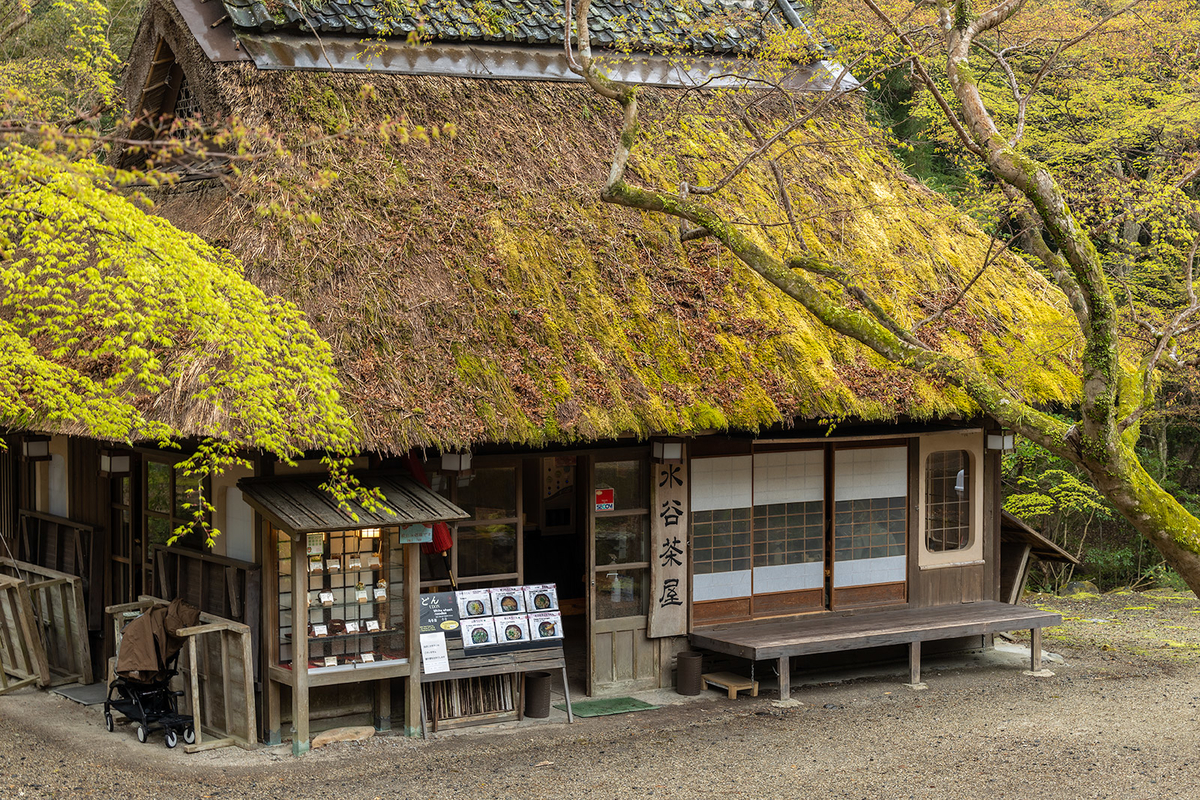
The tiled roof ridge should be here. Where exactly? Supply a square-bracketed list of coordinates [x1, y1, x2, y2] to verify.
[218, 0, 834, 58]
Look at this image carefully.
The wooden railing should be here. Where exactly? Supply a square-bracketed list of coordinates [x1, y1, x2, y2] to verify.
[0, 558, 92, 686]
[107, 596, 257, 753]
[0, 573, 48, 694]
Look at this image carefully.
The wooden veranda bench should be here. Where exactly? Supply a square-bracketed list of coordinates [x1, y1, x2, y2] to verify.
[690, 600, 1061, 699]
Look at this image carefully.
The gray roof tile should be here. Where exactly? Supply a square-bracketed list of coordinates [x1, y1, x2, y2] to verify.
[218, 0, 830, 57]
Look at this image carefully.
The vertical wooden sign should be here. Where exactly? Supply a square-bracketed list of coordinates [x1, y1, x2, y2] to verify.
[648, 447, 688, 638]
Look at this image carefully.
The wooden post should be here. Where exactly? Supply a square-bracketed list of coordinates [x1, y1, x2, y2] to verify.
[220, 630, 232, 734]
[240, 627, 257, 745]
[404, 542, 421, 737]
[291, 534, 309, 756]
[1030, 627, 1041, 671]
[908, 641, 921, 685]
[777, 656, 790, 700]
[189, 636, 202, 748]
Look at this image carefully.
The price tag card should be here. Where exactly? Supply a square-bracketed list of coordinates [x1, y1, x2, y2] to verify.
[523, 584, 559, 612]
[308, 556, 324, 573]
[345, 621, 360, 634]
[365, 620, 381, 632]
[323, 656, 338, 668]
[528, 611, 564, 640]
[312, 624, 328, 638]
[361, 652, 375, 663]
[319, 591, 335, 607]
[368, 553, 381, 568]
[327, 558, 341, 572]
[357, 588, 369, 603]
[419, 632, 451, 674]
[347, 556, 362, 570]
[373, 586, 387, 600]
[489, 587, 526, 615]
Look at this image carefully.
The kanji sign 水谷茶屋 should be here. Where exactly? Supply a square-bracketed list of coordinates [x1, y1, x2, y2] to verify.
[648, 454, 688, 638]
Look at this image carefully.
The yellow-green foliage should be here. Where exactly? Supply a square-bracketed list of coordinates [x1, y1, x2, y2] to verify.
[0, 143, 359, 459]
[189, 71, 1081, 452]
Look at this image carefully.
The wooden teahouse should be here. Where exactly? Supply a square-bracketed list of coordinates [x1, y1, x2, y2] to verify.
[1, 0, 1081, 753]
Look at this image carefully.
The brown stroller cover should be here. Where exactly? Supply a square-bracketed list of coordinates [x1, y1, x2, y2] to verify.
[115, 599, 201, 683]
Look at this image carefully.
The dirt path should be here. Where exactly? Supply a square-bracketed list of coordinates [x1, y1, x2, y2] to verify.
[2, 589, 1199, 800]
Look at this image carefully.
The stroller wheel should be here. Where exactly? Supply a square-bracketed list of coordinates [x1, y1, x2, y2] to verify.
[183, 727, 196, 745]
[136, 725, 147, 743]
[104, 712, 113, 733]
[164, 729, 178, 749]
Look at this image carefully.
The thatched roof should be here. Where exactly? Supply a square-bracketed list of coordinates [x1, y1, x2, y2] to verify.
[133, 0, 1082, 455]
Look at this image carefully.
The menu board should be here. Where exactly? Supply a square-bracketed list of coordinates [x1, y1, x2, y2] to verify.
[424, 584, 565, 654]
[419, 591, 462, 637]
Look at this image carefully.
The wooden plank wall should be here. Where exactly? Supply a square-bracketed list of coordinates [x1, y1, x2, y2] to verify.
[152, 545, 262, 686]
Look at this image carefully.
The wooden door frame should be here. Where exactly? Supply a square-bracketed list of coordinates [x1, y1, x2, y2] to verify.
[586, 448, 653, 696]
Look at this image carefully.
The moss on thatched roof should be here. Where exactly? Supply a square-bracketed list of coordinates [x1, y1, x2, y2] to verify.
[153, 65, 1080, 454]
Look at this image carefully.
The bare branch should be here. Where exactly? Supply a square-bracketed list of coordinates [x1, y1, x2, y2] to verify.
[913, 230, 1016, 331]
[860, 0, 985, 158]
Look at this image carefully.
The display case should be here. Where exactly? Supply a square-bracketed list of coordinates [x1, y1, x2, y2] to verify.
[276, 527, 407, 674]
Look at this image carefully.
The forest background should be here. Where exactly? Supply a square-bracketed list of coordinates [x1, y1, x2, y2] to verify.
[3, 0, 1199, 590]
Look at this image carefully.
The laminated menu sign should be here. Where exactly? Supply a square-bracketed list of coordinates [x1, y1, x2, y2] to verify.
[528, 611, 563, 641]
[456, 588, 493, 619]
[489, 587, 526, 615]
[461, 617, 497, 649]
[524, 584, 558, 612]
[419, 592, 462, 637]
[493, 614, 530, 644]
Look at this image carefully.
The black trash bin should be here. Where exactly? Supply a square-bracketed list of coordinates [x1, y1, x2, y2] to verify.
[676, 651, 703, 695]
[524, 671, 552, 718]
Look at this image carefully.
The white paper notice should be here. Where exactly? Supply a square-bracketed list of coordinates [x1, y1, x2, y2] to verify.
[420, 632, 450, 674]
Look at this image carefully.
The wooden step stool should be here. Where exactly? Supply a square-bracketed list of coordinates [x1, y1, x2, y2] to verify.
[702, 671, 759, 700]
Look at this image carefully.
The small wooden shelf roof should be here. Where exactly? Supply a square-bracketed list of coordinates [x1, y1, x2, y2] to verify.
[1001, 511, 1081, 565]
[238, 472, 468, 535]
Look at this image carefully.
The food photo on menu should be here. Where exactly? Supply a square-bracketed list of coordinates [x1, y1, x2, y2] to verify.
[490, 586, 526, 615]
[462, 617, 497, 648]
[493, 614, 530, 643]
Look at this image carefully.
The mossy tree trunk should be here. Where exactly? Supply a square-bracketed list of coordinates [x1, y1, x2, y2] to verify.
[570, 0, 1200, 595]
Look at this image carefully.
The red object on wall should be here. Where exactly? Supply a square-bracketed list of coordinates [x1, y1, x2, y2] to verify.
[405, 453, 455, 556]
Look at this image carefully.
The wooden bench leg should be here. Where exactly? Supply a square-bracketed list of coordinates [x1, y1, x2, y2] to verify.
[778, 656, 790, 701]
[1031, 627, 1041, 671]
[909, 641, 921, 685]
[560, 666, 574, 723]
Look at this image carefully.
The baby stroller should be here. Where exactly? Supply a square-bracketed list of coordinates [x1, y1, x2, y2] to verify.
[103, 598, 200, 748]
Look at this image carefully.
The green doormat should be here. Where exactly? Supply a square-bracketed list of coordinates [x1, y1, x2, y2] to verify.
[554, 697, 660, 717]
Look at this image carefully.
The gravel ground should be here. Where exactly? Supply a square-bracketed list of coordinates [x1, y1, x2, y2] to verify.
[2, 589, 1200, 800]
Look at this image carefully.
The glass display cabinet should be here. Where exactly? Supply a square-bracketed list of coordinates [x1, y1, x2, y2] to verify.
[276, 527, 407, 674]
